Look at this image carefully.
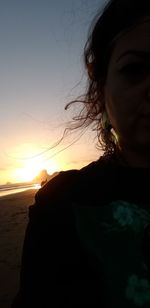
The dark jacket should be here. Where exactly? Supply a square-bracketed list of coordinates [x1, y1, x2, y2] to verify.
[11, 156, 150, 307]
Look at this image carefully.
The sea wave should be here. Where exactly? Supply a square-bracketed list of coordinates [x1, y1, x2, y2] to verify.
[0, 183, 41, 197]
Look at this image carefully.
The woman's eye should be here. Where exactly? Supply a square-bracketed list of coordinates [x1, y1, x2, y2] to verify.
[119, 63, 150, 80]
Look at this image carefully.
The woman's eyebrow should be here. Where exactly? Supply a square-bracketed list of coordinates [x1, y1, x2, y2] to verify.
[117, 50, 150, 62]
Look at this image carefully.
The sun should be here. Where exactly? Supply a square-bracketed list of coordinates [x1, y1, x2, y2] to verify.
[10, 143, 60, 183]
[13, 158, 58, 183]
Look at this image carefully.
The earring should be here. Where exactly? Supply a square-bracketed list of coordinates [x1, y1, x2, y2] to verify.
[111, 127, 119, 144]
[102, 111, 119, 144]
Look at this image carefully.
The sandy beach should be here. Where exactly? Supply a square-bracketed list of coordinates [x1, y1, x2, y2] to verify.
[0, 189, 37, 308]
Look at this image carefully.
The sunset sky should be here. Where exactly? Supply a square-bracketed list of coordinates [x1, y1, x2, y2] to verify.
[0, 0, 106, 185]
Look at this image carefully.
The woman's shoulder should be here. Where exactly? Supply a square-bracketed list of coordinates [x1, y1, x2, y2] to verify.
[29, 155, 116, 218]
[35, 169, 80, 204]
[35, 160, 100, 204]
[32, 158, 104, 203]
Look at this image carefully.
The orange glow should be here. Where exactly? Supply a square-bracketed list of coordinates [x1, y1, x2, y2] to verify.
[10, 143, 59, 183]
[4, 141, 96, 184]
[12, 158, 58, 182]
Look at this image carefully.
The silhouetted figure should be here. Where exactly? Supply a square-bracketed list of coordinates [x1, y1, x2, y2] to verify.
[12, 0, 150, 307]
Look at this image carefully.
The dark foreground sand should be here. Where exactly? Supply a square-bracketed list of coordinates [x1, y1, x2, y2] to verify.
[0, 189, 37, 308]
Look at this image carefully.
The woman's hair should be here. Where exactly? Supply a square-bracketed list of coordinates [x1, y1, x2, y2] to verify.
[65, 0, 150, 156]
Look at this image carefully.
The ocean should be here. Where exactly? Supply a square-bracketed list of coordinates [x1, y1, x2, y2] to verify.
[0, 183, 41, 197]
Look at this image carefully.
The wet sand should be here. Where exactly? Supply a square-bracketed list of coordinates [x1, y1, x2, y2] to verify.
[0, 189, 37, 308]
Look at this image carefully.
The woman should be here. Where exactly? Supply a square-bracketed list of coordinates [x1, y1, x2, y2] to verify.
[12, 0, 150, 307]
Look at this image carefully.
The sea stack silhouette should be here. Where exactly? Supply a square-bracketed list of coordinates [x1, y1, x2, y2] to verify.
[33, 169, 59, 186]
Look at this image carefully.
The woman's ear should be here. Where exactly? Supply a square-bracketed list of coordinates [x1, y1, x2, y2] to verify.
[98, 82, 106, 108]
[87, 62, 94, 80]
[101, 110, 112, 130]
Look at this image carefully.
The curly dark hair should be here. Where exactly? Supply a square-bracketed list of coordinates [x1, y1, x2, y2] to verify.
[65, 0, 150, 156]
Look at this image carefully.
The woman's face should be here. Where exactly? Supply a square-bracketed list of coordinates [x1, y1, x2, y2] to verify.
[104, 19, 150, 154]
